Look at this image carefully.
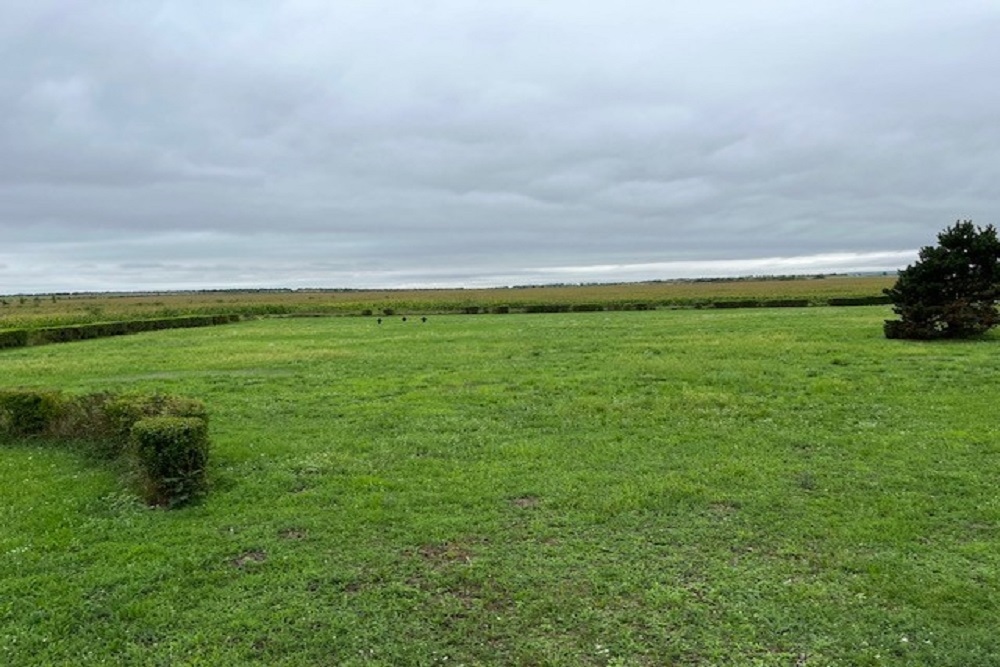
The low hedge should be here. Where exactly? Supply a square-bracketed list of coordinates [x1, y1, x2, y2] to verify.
[0, 329, 30, 349]
[827, 296, 892, 306]
[104, 392, 209, 449]
[0, 314, 241, 350]
[523, 304, 572, 313]
[0, 388, 65, 436]
[131, 416, 209, 507]
[713, 299, 811, 309]
[713, 300, 760, 309]
[762, 299, 811, 308]
[0, 388, 211, 508]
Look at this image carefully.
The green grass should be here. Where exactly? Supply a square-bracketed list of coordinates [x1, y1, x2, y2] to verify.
[1, 307, 998, 665]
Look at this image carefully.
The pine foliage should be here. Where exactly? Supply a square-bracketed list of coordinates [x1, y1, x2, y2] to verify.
[884, 220, 1000, 339]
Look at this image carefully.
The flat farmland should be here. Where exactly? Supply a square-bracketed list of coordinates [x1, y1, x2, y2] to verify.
[0, 274, 894, 329]
[2, 306, 998, 665]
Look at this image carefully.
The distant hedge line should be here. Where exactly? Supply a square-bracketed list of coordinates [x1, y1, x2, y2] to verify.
[826, 295, 892, 306]
[378, 297, 884, 316]
[0, 314, 240, 350]
[0, 389, 210, 508]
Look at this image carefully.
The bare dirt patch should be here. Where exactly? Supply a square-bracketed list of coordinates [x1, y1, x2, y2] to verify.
[230, 550, 267, 568]
[511, 495, 540, 509]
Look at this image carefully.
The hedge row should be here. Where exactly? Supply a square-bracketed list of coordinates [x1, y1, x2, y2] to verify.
[523, 304, 573, 313]
[0, 314, 240, 351]
[766, 299, 811, 308]
[713, 299, 813, 309]
[431, 299, 816, 314]
[522, 303, 653, 313]
[827, 296, 892, 306]
[0, 389, 210, 508]
[379, 297, 885, 314]
[0, 329, 30, 349]
[355, 297, 889, 316]
[713, 300, 761, 309]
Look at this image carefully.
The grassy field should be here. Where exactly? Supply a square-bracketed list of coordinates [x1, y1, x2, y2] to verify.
[1, 306, 998, 665]
[0, 274, 894, 329]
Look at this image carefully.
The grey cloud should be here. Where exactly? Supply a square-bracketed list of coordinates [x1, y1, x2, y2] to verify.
[1, 1, 999, 293]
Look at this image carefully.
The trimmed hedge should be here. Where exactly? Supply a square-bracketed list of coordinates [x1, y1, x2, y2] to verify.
[713, 300, 760, 309]
[0, 389, 65, 436]
[131, 416, 209, 507]
[0, 315, 241, 351]
[0, 389, 210, 508]
[0, 329, 29, 349]
[762, 299, 810, 308]
[104, 392, 209, 449]
[524, 304, 572, 313]
[827, 296, 892, 306]
[713, 299, 812, 309]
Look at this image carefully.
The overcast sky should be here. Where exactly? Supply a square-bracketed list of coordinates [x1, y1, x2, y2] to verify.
[2, 1, 998, 293]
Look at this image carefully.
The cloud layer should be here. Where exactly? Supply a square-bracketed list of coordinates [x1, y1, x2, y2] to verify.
[2, 1, 999, 292]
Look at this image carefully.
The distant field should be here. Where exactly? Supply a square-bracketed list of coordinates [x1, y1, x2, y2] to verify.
[0, 274, 894, 329]
[2, 306, 997, 665]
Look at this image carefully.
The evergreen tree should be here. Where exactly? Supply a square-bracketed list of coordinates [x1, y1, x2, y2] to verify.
[884, 220, 1000, 339]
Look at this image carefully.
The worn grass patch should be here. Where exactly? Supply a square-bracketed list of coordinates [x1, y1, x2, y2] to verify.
[1, 307, 998, 665]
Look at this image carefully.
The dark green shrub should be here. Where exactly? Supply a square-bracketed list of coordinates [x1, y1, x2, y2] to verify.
[98, 322, 129, 337]
[463, 306, 480, 314]
[524, 304, 570, 313]
[0, 329, 29, 349]
[884, 220, 1000, 339]
[361, 309, 373, 317]
[0, 389, 65, 437]
[23, 315, 239, 349]
[104, 393, 208, 443]
[882, 320, 910, 339]
[130, 416, 209, 507]
[491, 306, 510, 314]
[570, 303, 604, 312]
[47, 392, 120, 454]
[157, 316, 208, 330]
[713, 300, 760, 309]
[29, 326, 75, 344]
[1, 388, 211, 507]
[762, 299, 810, 308]
[828, 296, 892, 306]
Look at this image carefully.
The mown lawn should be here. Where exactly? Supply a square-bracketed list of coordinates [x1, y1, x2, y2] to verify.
[1, 307, 998, 666]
